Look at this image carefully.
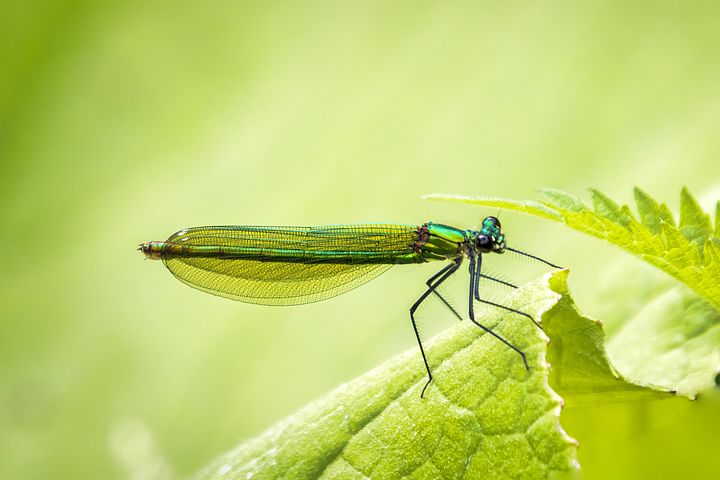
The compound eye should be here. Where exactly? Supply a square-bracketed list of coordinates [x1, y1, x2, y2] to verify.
[476, 235, 491, 249]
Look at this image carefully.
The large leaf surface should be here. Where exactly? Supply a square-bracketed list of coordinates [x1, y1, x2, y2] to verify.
[198, 272, 667, 480]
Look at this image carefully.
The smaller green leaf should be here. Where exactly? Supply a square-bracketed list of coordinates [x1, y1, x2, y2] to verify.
[588, 189, 629, 226]
[679, 186, 713, 251]
[538, 188, 587, 212]
[714, 201, 720, 239]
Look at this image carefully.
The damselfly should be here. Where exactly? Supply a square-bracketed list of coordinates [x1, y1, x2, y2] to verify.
[139, 217, 561, 397]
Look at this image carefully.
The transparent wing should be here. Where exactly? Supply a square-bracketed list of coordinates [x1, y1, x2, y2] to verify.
[162, 224, 417, 305]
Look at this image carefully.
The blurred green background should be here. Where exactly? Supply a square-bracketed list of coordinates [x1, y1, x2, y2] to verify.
[2, 1, 719, 479]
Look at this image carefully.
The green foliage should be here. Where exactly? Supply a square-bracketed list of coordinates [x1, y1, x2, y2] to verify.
[198, 271, 676, 480]
[425, 187, 720, 397]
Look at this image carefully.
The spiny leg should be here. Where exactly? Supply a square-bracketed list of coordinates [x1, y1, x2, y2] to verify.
[478, 273, 517, 289]
[473, 254, 518, 293]
[410, 259, 462, 398]
[468, 254, 529, 370]
[474, 254, 542, 330]
[426, 258, 463, 321]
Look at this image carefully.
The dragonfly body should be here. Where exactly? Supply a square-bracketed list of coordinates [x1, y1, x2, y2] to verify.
[141, 221, 500, 265]
[140, 216, 558, 397]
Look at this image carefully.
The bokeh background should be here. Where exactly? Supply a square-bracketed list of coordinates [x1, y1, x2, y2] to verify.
[2, 1, 719, 479]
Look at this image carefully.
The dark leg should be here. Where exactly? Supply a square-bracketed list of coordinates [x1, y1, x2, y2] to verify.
[431, 290, 463, 321]
[468, 255, 529, 370]
[473, 254, 542, 330]
[473, 253, 481, 302]
[426, 259, 463, 321]
[478, 273, 518, 289]
[410, 259, 462, 398]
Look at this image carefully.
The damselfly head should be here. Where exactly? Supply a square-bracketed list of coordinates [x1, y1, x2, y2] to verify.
[475, 216, 506, 254]
[138, 241, 164, 260]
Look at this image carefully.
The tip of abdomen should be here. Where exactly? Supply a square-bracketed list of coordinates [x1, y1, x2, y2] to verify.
[138, 241, 165, 260]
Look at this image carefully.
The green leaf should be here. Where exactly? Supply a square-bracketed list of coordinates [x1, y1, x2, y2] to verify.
[427, 188, 720, 313]
[198, 272, 666, 480]
[715, 201, 720, 239]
